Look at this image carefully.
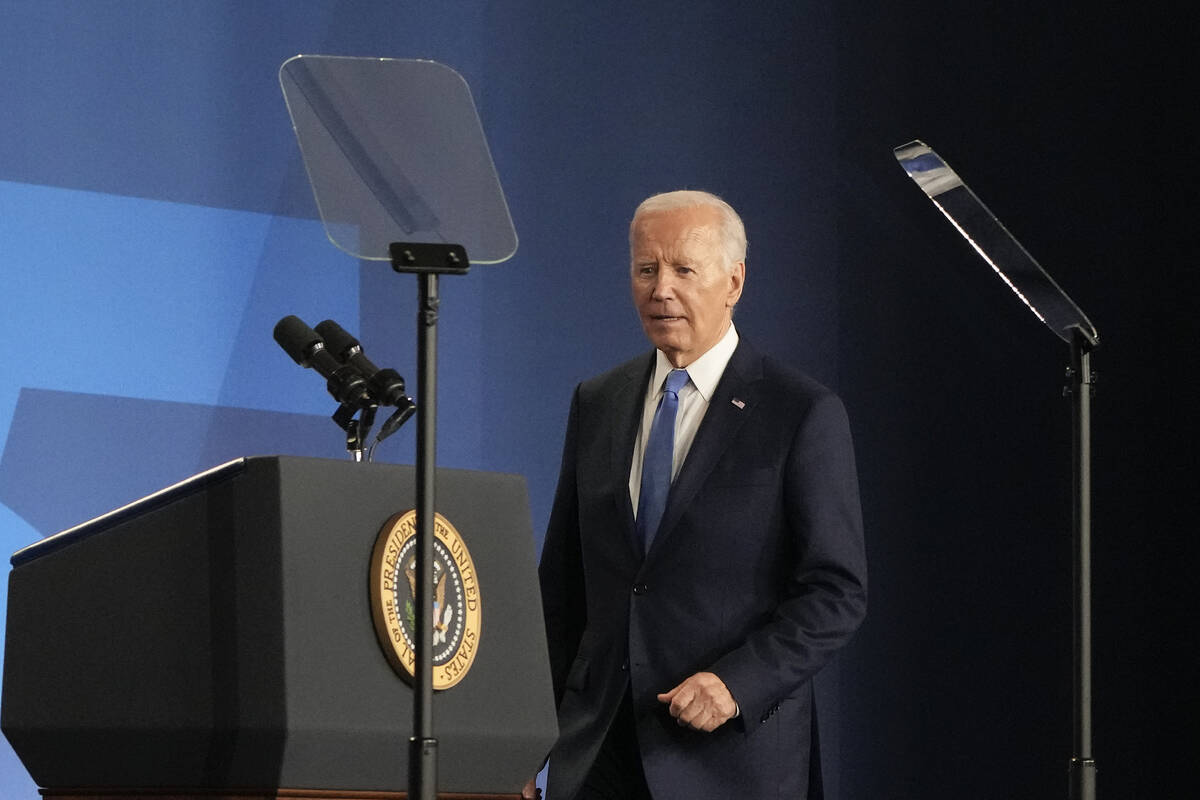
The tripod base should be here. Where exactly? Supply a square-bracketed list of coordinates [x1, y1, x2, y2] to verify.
[1069, 758, 1097, 800]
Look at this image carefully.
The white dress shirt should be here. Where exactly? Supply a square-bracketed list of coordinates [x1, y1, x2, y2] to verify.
[629, 322, 740, 516]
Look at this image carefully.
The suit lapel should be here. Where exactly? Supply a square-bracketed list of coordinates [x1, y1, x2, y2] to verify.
[609, 353, 655, 560]
[645, 340, 764, 561]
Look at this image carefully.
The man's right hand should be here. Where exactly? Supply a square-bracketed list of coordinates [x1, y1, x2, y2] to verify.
[657, 671, 738, 731]
[521, 778, 539, 799]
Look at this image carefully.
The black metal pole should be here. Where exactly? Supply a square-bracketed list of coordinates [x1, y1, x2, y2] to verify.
[409, 271, 439, 800]
[1068, 331, 1096, 800]
[389, 242, 467, 800]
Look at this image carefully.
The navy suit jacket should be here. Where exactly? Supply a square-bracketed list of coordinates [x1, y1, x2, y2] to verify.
[539, 339, 867, 800]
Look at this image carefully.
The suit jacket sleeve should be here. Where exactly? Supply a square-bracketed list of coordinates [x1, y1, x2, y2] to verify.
[538, 384, 587, 705]
[708, 389, 867, 727]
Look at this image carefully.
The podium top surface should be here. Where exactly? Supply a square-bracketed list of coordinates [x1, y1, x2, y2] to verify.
[10, 457, 249, 568]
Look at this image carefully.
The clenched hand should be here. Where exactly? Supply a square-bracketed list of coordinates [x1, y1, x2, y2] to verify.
[657, 671, 737, 732]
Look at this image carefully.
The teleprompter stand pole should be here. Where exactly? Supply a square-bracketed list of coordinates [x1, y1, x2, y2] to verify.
[1067, 330, 1097, 800]
[390, 241, 470, 800]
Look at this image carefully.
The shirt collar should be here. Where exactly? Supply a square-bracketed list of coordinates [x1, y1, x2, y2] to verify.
[650, 322, 739, 402]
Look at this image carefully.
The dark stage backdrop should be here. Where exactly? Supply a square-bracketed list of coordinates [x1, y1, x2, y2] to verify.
[0, 2, 1190, 798]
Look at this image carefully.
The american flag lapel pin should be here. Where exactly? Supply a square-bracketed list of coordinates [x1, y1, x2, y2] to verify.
[731, 398, 745, 409]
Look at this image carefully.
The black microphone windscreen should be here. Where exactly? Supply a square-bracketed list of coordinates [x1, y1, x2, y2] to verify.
[315, 319, 359, 360]
[273, 315, 322, 366]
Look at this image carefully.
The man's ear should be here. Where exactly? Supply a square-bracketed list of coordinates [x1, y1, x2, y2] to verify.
[727, 261, 745, 308]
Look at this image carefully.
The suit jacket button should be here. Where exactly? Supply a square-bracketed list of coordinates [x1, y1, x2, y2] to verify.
[621, 659, 629, 671]
[633, 583, 648, 595]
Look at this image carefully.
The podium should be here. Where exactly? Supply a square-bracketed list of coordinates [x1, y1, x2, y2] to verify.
[1, 456, 557, 799]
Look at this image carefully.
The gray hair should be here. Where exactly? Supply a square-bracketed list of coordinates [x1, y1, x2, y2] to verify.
[630, 189, 748, 273]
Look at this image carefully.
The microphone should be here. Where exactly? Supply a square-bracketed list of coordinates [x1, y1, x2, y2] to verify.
[315, 319, 414, 409]
[273, 315, 372, 407]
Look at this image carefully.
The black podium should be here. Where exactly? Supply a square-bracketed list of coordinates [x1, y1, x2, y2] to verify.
[1, 456, 557, 799]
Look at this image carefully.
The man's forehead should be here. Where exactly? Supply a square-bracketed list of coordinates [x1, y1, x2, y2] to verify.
[631, 206, 722, 250]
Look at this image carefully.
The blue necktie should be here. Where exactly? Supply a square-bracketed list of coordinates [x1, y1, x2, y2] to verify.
[636, 368, 689, 554]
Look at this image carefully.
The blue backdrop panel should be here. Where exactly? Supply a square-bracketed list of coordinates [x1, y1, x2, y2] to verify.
[0, 389, 346, 539]
[0, 0, 494, 218]
[0, 179, 357, 414]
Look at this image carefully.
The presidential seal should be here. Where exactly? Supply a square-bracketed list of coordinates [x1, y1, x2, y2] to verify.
[369, 510, 482, 689]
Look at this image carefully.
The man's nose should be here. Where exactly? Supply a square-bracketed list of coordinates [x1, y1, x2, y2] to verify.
[651, 272, 676, 299]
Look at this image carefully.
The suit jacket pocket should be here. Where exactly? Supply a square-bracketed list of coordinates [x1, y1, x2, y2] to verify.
[565, 655, 589, 692]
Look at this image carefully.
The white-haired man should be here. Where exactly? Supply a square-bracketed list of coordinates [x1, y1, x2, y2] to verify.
[532, 190, 867, 799]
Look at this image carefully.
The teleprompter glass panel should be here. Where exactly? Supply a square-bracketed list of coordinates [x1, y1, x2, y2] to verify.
[281, 55, 517, 264]
[895, 140, 1097, 347]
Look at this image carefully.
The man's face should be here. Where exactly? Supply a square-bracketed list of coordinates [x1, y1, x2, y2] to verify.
[630, 205, 745, 367]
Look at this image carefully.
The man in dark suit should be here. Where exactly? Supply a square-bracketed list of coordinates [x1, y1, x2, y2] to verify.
[529, 190, 867, 799]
